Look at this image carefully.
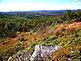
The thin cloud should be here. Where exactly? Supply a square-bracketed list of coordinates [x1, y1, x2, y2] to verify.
[74, 0, 81, 5]
[74, 0, 78, 1]
[74, 0, 81, 2]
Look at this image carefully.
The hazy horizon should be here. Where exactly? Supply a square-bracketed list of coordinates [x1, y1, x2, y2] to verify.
[0, 0, 81, 12]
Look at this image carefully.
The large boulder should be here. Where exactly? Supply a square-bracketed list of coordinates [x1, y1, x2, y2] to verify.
[30, 45, 62, 61]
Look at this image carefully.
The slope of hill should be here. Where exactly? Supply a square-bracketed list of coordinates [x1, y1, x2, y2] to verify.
[0, 22, 81, 61]
[0, 10, 81, 61]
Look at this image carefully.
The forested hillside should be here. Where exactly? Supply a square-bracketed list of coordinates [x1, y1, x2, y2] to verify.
[0, 10, 81, 61]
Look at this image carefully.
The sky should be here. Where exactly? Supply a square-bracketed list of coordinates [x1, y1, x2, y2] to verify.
[0, 0, 81, 12]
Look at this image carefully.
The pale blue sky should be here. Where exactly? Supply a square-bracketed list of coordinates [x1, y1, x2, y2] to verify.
[0, 0, 81, 12]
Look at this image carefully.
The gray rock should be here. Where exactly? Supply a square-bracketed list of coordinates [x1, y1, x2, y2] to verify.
[8, 45, 62, 61]
[48, 29, 54, 34]
[8, 57, 12, 61]
[8, 50, 30, 61]
[30, 45, 62, 61]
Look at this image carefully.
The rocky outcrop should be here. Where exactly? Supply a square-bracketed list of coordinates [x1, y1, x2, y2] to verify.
[30, 45, 62, 61]
[8, 45, 62, 61]
[8, 50, 30, 61]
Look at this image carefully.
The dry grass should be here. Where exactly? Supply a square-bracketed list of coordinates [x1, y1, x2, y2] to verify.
[55, 22, 81, 34]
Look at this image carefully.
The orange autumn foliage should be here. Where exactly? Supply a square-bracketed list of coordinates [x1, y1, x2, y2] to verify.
[55, 22, 81, 35]
[52, 47, 69, 61]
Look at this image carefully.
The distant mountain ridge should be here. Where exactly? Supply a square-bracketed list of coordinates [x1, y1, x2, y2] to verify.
[0, 9, 81, 17]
